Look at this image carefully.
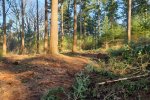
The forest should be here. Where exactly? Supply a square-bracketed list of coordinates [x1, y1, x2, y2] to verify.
[0, 0, 150, 100]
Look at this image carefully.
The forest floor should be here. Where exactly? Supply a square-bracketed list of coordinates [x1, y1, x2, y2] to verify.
[0, 53, 97, 100]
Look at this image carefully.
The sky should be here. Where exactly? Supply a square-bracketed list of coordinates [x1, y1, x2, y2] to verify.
[0, 0, 150, 26]
[0, 0, 44, 25]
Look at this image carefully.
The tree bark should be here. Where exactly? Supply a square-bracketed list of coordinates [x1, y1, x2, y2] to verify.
[44, 0, 48, 54]
[79, 0, 82, 39]
[67, 1, 70, 35]
[21, 0, 25, 54]
[60, 0, 64, 52]
[2, 0, 6, 56]
[36, 0, 40, 54]
[49, 0, 58, 55]
[98, 0, 101, 36]
[127, 0, 132, 43]
[72, 0, 77, 53]
[79, 0, 82, 50]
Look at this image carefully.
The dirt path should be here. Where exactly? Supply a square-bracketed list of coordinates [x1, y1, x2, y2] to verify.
[0, 54, 93, 100]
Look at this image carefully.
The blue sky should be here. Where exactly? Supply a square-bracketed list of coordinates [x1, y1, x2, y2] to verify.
[0, 0, 44, 24]
[0, 0, 150, 26]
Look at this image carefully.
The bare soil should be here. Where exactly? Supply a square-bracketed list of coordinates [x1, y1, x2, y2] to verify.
[0, 54, 93, 100]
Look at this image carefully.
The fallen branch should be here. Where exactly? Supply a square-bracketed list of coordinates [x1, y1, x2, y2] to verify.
[98, 73, 150, 85]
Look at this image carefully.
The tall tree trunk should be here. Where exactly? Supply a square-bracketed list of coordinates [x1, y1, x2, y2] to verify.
[44, 0, 48, 54]
[72, 0, 77, 53]
[2, 0, 6, 55]
[79, 10, 82, 38]
[34, 18, 36, 36]
[127, 0, 132, 43]
[67, 1, 70, 35]
[79, 0, 82, 38]
[79, 0, 82, 50]
[34, 18, 37, 51]
[21, 0, 25, 54]
[83, 17, 86, 36]
[98, 0, 101, 36]
[60, 1, 64, 52]
[17, 16, 21, 43]
[49, 0, 58, 54]
[96, 0, 101, 49]
[36, 0, 40, 54]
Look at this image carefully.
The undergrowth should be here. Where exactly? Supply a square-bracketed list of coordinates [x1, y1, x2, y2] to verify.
[42, 41, 150, 100]
[41, 87, 65, 100]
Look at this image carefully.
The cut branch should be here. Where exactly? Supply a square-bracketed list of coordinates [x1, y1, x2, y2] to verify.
[98, 73, 150, 85]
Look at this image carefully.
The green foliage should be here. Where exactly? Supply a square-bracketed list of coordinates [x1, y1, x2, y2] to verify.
[108, 47, 125, 57]
[105, 0, 118, 22]
[110, 24, 125, 39]
[82, 65, 150, 99]
[95, 78, 150, 99]
[109, 58, 130, 73]
[60, 35, 100, 51]
[132, 15, 150, 37]
[84, 64, 95, 73]
[102, 16, 110, 38]
[101, 16, 125, 46]
[71, 71, 91, 100]
[60, 35, 73, 51]
[109, 41, 150, 62]
[0, 29, 2, 33]
[121, 44, 150, 63]
[42, 66, 92, 100]
[98, 69, 118, 79]
[25, 32, 37, 54]
[41, 87, 65, 100]
[8, 38, 19, 52]
[81, 36, 94, 50]
[119, 79, 149, 95]
[85, 64, 119, 79]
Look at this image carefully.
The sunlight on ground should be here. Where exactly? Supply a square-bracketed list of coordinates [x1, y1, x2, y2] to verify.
[0, 72, 28, 100]
[4, 54, 34, 60]
[0, 54, 93, 99]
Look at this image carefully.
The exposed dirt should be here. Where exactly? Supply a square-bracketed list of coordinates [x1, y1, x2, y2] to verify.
[0, 54, 93, 100]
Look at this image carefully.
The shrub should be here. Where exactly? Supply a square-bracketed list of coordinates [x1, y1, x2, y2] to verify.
[109, 41, 150, 63]
[59, 35, 73, 51]
[41, 87, 65, 100]
[81, 36, 95, 50]
[119, 79, 149, 95]
[71, 71, 91, 100]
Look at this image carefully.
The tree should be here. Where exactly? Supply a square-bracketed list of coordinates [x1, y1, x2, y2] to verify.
[10, 0, 22, 42]
[105, 0, 118, 25]
[60, 0, 64, 51]
[97, 0, 101, 36]
[2, 0, 6, 55]
[36, 0, 39, 54]
[63, 0, 72, 35]
[102, 16, 110, 49]
[72, 0, 77, 53]
[49, 0, 58, 54]
[127, 0, 132, 42]
[21, 0, 25, 54]
[79, 0, 82, 36]
[44, 0, 48, 54]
